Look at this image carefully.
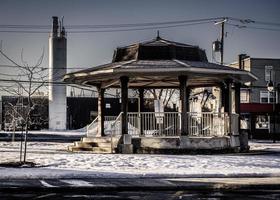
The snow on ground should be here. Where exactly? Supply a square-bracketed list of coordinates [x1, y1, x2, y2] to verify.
[0, 141, 280, 179]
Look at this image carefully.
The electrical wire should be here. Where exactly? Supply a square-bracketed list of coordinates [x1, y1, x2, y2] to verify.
[0, 21, 214, 34]
[226, 22, 280, 32]
[0, 17, 221, 29]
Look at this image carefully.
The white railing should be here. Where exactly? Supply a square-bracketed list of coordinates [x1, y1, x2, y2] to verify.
[104, 116, 118, 135]
[87, 116, 119, 137]
[127, 112, 180, 137]
[188, 112, 230, 137]
[87, 112, 233, 138]
[108, 113, 122, 136]
[86, 116, 98, 137]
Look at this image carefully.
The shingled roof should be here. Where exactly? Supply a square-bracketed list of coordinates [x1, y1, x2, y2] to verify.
[64, 37, 258, 88]
[112, 37, 208, 62]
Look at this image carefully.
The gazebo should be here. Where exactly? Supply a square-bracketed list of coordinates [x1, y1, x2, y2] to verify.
[64, 36, 257, 153]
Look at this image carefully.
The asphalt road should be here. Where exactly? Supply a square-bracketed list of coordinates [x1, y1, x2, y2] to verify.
[1, 188, 280, 199]
[1, 177, 280, 199]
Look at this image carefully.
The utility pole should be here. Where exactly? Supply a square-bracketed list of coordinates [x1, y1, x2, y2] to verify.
[215, 18, 227, 65]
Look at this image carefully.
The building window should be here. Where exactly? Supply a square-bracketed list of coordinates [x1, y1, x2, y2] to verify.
[255, 115, 269, 129]
[265, 65, 274, 82]
[260, 91, 276, 103]
[240, 89, 249, 103]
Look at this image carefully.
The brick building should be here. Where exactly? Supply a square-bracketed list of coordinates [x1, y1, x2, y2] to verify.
[230, 55, 280, 140]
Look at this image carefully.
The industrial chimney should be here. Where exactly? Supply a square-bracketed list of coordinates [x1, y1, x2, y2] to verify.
[49, 16, 67, 130]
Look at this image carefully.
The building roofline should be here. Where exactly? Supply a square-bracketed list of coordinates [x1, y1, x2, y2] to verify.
[230, 56, 280, 65]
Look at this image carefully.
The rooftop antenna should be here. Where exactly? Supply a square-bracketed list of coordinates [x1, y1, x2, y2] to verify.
[61, 16, 66, 37]
[156, 30, 161, 40]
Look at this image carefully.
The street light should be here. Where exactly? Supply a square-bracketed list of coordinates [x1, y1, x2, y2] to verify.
[267, 71, 276, 143]
[267, 80, 274, 92]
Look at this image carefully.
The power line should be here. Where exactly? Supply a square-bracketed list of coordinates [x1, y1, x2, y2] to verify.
[0, 21, 214, 34]
[228, 17, 280, 27]
[0, 17, 221, 29]
[226, 22, 280, 32]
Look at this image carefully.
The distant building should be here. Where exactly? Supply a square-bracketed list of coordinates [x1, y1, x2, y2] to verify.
[230, 55, 280, 139]
[0, 96, 146, 131]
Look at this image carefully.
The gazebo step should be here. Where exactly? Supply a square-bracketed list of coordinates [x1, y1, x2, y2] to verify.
[81, 137, 112, 143]
[74, 141, 94, 148]
[96, 142, 112, 148]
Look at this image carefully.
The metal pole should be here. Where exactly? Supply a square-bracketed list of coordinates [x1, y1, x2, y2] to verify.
[273, 73, 276, 143]
[221, 21, 225, 65]
[273, 99, 276, 143]
[215, 18, 227, 65]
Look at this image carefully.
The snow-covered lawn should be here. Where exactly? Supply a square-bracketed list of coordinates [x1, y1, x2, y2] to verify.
[0, 141, 280, 179]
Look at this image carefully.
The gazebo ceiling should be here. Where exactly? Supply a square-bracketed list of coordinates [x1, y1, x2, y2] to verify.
[64, 37, 258, 88]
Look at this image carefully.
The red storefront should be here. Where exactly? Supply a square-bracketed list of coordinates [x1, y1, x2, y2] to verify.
[241, 103, 280, 139]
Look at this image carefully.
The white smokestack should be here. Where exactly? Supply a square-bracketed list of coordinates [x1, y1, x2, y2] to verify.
[48, 16, 67, 130]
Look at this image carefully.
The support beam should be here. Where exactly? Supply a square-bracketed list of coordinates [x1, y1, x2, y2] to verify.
[120, 76, 129, 135]
[221, 81, 231, 113]
[235, 83, 241, 133]
[97, 86, 105, 137]
[139, 88, 144, 135]
[235, 83, 241, 115]
[179, 75, 189, 136]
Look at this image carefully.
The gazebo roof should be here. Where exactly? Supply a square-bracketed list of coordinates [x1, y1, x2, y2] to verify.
[113, 37, 208, 62]
[64, 37, 258, 88]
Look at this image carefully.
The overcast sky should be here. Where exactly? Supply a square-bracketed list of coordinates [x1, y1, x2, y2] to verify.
[0, 0, 279, 73]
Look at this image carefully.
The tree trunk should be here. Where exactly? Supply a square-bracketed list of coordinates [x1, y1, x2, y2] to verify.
[23, 118, 29, 164]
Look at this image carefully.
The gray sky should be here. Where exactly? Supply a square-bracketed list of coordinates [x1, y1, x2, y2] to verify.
[0, 0, 280, 73]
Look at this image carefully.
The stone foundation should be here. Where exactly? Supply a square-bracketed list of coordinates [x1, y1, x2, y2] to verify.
[72, 135, 243, 154]
[130, 136, 234, 154]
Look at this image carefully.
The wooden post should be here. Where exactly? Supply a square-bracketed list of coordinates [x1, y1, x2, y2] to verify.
[120, 76, 129, 135]
[97, 86, 105, 137]
[227, 81, 233, 134]
[179, 75, 188, 136]
[222, 81, 230, 113]
[235, 83, 241, 117]
[235, 83, 243, 134]
[139, 88, 144, 135]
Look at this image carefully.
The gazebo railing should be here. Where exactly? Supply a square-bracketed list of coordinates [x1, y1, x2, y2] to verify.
[188, 112, 230, 137]
[127, 112, 180, 136]
[87, 116, 119, 137]
[107, 113, 122, 136]
[87, 116, 98, 137]
[87, 112, 233, 137]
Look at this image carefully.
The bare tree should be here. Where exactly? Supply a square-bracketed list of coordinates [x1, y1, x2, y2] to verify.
[147, 89, 178, 108]
[0, 48, 47, 164]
